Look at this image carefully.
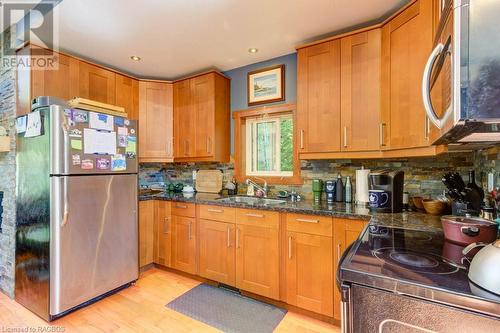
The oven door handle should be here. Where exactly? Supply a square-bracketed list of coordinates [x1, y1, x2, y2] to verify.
[422, 42, 449, 129]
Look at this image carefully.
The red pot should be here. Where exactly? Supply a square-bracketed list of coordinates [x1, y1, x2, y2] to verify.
[441, 215, 498, 245]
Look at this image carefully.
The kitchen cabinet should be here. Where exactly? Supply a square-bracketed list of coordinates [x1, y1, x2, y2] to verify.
[139, 200, 155, 267]
[16, 45, 79, 116]
[340, 29, 382, 151]
[78, 61, 116, 105]
[138, 81, 174, 162]
[173, 71, 230, 162]
[154, 201, 172, 267]
[115, 74, 139, 119]
[235, 223, 280, 300]
[381, 0, 434, 149]
[171, 205, 197, 274]
[199, 219, 235, 285]
[285, 213, 333, 316]
[333, 219, 367, 320]
[173, 79, 196, 158]
[297, 40, 341, 154]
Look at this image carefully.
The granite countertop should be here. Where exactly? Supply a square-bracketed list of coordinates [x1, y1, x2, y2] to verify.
[139, 192, 444, 232]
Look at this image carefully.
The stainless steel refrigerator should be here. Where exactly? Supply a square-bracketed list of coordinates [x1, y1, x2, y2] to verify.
[15, 96, 139, 321]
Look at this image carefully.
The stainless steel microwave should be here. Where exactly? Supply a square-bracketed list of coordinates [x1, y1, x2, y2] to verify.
[422, 0, 500, 144]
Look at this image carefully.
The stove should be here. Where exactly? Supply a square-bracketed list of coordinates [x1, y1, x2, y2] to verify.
[339, 225, 500, 333]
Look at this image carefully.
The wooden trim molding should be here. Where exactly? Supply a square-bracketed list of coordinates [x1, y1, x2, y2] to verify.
[233, 103, 303, 185]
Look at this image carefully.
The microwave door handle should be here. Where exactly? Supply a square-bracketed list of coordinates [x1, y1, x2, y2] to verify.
[422, 43, 445, 129]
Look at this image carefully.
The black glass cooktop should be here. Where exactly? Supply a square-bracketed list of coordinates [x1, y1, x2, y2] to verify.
[340, 225, 500, 318]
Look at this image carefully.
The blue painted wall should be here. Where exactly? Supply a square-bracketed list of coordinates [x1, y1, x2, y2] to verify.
[223, 52, 297, 154]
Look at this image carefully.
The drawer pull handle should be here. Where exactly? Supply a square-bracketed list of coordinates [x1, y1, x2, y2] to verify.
[295, 218, 319, 224]
[227, 227, 231, 248]
[207, 208, 224, 213]
[176, 204, 188, 209]
[288, 236, 293, 259]
[245, 213, 264, 218]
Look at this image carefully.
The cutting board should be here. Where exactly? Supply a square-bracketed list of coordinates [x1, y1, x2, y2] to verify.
[196, 170, 223, 193]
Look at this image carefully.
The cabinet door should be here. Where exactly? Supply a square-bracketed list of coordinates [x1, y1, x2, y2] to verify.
[333, 219, 367, 320]
[155, 201, 172, 267]
[171, 215, 197, 274]
[286, 231, 333, 316]
[116, 74, 139, 120]
[139, 200, 155, 267]
[381, 0, 433, 149]
[173, 79, 196, 157]
[199, 219, 235, 285]
[138, 81, 173, 161]
[341, 29, 382, 151]
[78, 62, 116, 104]
[235, 224, 279, 300]
[192, 74, 215, 157]
[297, 40, 341, 154]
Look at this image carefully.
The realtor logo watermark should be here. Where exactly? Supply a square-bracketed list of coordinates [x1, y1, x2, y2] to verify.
[1, 0, 59, 70]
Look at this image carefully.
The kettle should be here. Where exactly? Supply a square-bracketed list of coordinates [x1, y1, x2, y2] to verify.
[463, 240, 500, 296]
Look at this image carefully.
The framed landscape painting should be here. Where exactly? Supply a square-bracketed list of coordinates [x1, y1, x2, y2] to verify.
[247, 64, 285, 106]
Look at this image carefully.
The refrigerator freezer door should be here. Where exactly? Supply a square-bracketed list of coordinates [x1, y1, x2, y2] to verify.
[49, 105, 138, 175]
[50, 174, 138, 316]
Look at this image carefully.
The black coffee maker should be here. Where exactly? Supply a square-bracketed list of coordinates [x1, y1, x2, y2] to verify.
[368, 170, 404, 213]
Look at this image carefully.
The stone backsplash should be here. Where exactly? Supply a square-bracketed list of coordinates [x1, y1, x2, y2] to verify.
[140, 150, 499, 201]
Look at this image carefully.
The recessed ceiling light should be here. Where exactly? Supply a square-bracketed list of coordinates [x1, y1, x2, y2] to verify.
[248, 48, 258, 54]
[130, 55, 141, 61]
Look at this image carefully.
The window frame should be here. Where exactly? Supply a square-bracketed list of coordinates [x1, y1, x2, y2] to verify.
[233, 103, 302, 185]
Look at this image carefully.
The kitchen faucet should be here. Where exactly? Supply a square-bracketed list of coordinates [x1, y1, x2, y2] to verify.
[246, 178, 268, 197]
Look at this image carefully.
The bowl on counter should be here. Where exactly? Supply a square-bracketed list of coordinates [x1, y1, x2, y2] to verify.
[422, 199, 447, 215]
[411, 196, 425, 211]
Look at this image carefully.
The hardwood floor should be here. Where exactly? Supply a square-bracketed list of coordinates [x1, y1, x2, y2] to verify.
[0, 268, 340, 333]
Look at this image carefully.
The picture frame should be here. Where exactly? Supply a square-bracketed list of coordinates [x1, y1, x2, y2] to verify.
[247, 64, 285, 106]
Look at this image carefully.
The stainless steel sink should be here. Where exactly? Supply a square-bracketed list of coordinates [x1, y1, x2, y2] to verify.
[216, 196, 286, 206]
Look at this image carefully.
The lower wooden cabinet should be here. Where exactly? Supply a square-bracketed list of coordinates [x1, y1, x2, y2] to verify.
[333, 219, 367, 320]
[286, 231, 333, 316]
[154, 201, 172, 267]
[171, 215, 197, 274]
[199, 219, 235, 285]
[139, 200, 155, 267]
[235, 224, 280, 300]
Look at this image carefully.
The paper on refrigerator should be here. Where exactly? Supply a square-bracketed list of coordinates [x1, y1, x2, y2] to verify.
[89, 112, 114, 131]
[83, 128, 117, 155]
[24, 111, 42, 137]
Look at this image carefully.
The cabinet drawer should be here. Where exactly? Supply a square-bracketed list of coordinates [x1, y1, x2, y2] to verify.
[235, 209, 279, 229]
[199, 205, 235, 223]
[286, 213, 332, 237]
[171, 202, 196, 217]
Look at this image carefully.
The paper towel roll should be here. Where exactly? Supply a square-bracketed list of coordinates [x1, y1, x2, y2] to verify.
[355, 168, 371, 205]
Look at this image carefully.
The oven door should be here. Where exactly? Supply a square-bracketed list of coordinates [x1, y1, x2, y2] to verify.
[422, 2, 455, 141]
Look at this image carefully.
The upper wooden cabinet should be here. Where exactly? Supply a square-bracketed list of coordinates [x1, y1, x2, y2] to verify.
[16, 46, 79, 116]
[297, 40, 341, 154]
[138, 81, 174, 162]
[78, 62, 116, 105]
[173, 72, 230, 162]
[115, 74, 139, 119]
[341, 29, 382, 152]
[381, 0, 434, 149]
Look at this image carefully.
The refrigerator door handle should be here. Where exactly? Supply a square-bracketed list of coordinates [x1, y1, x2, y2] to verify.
[62, 176, 69, 227]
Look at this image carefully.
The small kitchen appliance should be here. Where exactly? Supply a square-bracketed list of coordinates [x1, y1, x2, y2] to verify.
[368, 170, 404, 213]
[464, 240, 500, 297]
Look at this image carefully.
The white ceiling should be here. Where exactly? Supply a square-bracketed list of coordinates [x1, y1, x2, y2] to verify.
[56, 0, 408, 80]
